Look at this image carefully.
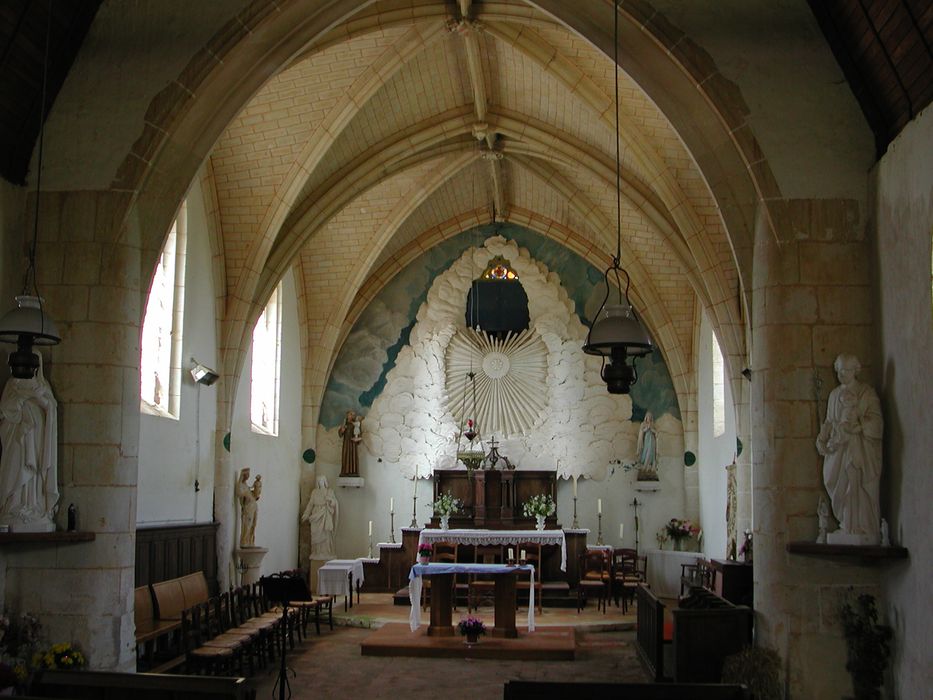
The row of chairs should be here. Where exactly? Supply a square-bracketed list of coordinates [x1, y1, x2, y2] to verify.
[578, 548, 647, 613]
[181, 580, 333, 676]
[421, 542, 544, 614]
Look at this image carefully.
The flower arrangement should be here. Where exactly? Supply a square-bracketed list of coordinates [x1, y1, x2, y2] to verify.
[457, 616, 486, 637]
[664, 518, 698, 541]
[32, 642, 86, 671]
[840, 593, 891, 699]
[417, 543, 433, 560]
[433, 491, 462, 516]
[522, 493, 556, 518]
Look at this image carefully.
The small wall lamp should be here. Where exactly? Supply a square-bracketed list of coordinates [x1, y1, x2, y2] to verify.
[190, 360, 219, 386]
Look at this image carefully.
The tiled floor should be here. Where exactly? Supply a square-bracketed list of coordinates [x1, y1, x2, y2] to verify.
[248, 594, 651, 699]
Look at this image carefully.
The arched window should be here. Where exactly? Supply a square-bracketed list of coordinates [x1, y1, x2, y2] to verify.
[712, 332, 726, 438]
[251, 283, 282, 435]
[140, 203, 187, 417]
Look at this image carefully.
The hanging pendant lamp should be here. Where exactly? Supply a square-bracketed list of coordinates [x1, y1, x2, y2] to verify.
[582, 0, 652, 394]
[0, 3, 61, 378]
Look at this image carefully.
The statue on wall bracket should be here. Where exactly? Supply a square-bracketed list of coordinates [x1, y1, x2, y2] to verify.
[815, 354, 883, 546]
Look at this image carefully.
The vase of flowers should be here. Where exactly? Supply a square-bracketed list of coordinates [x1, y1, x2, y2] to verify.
[417, 543, 432, 564]
[32, 642, 87, 672]
[664, 518, 698, 550]
[458, 616, 486, 645]
[523, 494, 556, 529]
[433, 491, 462, 530]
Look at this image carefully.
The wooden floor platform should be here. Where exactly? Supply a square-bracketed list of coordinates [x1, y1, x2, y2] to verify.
[360, 622, 576, 660]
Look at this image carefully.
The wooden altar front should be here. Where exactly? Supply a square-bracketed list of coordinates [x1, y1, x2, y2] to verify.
[431, 469, 557, 530]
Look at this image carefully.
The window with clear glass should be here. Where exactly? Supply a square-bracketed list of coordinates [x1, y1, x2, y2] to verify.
[712, 332, 726, 437]
[140, 203, 187, 417]
[251, 283, 282, 435]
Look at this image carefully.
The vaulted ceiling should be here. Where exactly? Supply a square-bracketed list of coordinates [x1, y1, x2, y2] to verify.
[1, 0, 930, 417]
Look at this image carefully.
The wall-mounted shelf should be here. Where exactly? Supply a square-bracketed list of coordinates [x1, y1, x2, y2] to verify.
[0, 531, 95, 545]
[786, 541, 908, 561]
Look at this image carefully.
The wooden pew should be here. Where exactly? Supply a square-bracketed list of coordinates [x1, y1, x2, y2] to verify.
[30, 670, 256, 700]
[672, 588, 753, 683]
[635, 583, 670, 681]
[503, 680, 750, 699]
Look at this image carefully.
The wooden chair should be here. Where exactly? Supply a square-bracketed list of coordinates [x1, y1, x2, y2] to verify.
[612, 547, 644, 612]
[577, 550, 610, 613]
[516, 542, 543, 614]
[180, 602, 240, 676]
[468, 544, 503, 612]
[680, 559, 715, 598]
[422, 541, 459, 610]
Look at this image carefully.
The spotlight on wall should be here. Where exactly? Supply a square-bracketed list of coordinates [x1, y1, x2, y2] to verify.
[190, 360, 219, 386]
[741, 368, 752, 381]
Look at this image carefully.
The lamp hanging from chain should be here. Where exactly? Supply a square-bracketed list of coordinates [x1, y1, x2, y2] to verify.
[582, 0, 652, 394]
[0, 3, 61, 378]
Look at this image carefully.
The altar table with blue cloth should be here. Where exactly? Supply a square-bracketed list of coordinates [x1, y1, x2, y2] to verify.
[408, 563, 535, 637]
[416, 529, 568, 571]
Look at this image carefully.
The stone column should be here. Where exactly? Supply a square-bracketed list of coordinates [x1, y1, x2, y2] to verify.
[752, 200, 882, 697]
[3, 191, 139, 670]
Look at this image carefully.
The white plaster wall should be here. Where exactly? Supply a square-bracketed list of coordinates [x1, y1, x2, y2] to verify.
[696, 312, 737, 559]
[873, 105, 933, 699]
[315, 238, 687, 556]
[137, 176, 217, 525]
[228, 270, 303, 577]
[652, 0, 874, 202]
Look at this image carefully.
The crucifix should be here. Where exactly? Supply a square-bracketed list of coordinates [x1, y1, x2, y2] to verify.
[631, 497, 642, 556]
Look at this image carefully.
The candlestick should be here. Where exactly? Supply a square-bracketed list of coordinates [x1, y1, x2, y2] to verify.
[368, 530, 374, 559]
[389, 511, 396, 544]
[573, 475, 577, 498]
[410, 493, 419, 528]
[597, 512, 604, 546]
[572, 496, 579, 529]
[597, 498, 602, 515]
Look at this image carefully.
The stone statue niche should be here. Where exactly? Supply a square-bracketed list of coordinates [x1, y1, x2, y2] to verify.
[815, 354, 883, 545]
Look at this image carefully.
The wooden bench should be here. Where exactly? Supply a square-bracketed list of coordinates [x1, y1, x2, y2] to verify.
[30, 669, 256, 700]
[503, 680, 750, 699]
[137, 572, 212, 672]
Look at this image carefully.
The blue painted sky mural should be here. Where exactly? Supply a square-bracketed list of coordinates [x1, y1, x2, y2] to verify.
[319, 224, 680, 427]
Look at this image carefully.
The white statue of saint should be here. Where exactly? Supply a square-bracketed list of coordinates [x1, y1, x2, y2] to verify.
[236, 467, 262, 547]
[815, 354, 883, 545]
[0, 357, 59, 532]
[302, 476, 339, 560]
[635, 411, 659, 480]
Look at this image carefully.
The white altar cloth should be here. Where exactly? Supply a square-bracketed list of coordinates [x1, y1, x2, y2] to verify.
[408, 563, 535, 633]
[317, 558, 365, 597]
[645, 549, 700, 598]
[417, 529, 568, 571]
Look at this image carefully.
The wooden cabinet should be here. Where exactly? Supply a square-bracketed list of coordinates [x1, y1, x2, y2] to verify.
[709, 559, 753, 607]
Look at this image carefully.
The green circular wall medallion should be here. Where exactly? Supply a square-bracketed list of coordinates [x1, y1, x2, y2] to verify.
[303, 449, 316, 464]
[684, 451, 696, 466]
[223, 432, 231, 452]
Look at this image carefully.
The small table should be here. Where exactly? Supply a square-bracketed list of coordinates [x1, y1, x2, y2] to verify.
[317, 558, 365, 611]
[408, 563, 535, 638]
[417, 529, 568, 571]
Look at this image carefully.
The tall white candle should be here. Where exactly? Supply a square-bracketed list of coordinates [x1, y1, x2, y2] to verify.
[598, 498, 602, 514]
[368, 520, 372, 536]
[413, 473, 418, 496]
[520, 549, 526, 562]
[390, 497, 394, 512]
[508, 547, 514, 561]
[620, 523, 624, 540]
[573, 476, 578, 497]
